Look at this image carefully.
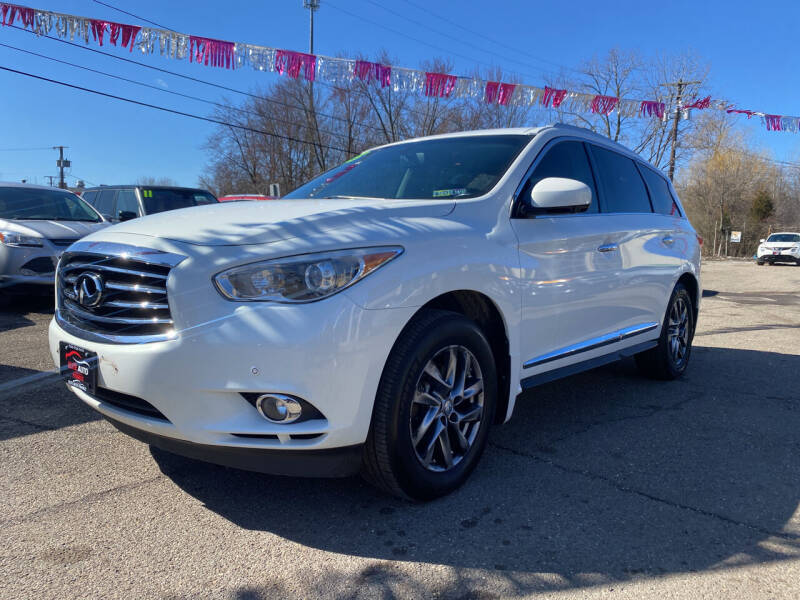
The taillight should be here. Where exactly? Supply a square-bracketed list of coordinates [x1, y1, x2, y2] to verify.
[696, 234, 704, 247]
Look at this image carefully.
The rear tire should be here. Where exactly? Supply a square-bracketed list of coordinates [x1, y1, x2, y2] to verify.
[635, 283, 694, 380]
[362, 309, 497, 500]
[756, 260, 764, 266]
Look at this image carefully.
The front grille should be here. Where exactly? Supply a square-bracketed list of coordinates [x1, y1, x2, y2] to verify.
[50, 238, 79, 247]
[93, 387, 169, 421]
[20, 256, 56, 274]
[56, 242, 185, 342]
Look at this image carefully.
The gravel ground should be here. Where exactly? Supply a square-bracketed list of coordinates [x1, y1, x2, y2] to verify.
[1, 260, 799, 599]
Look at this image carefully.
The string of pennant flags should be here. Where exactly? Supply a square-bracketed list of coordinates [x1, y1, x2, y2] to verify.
[1, 1, 797, 133]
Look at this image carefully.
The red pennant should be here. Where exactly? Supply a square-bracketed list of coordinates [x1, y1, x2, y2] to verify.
[424, 72, 457, 98]
[542, 86, 568, 108]
[591, 95, 619, 115]
[275, 49, 316, 80]
[640, 100, 665, 119]
[355, 60, 391, 87]
[190, 36, 236, 69]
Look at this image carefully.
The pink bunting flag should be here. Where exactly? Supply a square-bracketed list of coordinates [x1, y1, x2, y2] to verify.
[354, 60, 391, 87]
[684, 95, 711, 110]
[190, 36, 236, 69]
[485, 81, 516, 105]
[109, 23, 141, 52]
[591, 94, 619, 115]
[424, 72, 457, 98]
[765, 114, 782, 131]
[727, 107, 755, 119]
[542, 86, 568, 108]
[1, 4, 34, 28]
[89, 20, 110, 46]
[275, 49, 316, 80]
[640, 100, 665, 119]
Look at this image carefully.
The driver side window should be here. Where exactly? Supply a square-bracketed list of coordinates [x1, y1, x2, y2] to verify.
[519, 141, 598, 215]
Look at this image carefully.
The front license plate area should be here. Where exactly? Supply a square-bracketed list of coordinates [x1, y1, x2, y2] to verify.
[59, 342, 97, 395]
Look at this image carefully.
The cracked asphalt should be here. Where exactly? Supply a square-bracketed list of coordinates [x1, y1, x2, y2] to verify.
[1, 259, 799, 599]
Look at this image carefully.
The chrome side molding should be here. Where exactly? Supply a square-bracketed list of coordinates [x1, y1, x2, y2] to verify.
[523, 321, 659, 369]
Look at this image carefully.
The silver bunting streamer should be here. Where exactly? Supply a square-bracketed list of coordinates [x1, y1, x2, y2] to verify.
[618, 98, 640, 118]
[513, 86, 543, 107]
[234, 44, 276, 72]
[391, 69, 425, 94]
[316, 56, 355, 85]
[780, 116, 799, 133]
[452, 77, 483, 100]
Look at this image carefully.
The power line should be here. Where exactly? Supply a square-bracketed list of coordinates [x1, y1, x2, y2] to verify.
[364, 0, 567, 81]
[90, 0, 174, 31]
[398, 0, 580, 76]
[6, 24, 386, 135]
[0, 146, 53, 151]
[0, 64, 352, 154]
[0, 41, 373, 145]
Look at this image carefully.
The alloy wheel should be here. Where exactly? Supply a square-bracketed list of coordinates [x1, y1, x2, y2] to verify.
[667, 296, 690, 368]
[409, 345, 485, 472]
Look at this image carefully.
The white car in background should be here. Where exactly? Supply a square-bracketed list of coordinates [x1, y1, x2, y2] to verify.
[48, 125, 701, 500]
[0, 183, 107, 303]
[756, 233, 800, 265]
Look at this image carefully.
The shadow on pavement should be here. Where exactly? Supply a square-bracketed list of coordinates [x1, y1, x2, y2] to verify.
[0, 292, 53, 334]
[151, 346, 800, 596]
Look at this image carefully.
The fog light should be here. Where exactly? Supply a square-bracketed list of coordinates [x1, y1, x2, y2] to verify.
[256, 394, 303, 423]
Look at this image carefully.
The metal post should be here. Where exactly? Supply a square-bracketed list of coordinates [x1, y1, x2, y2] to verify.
[53, 145, 69, 189]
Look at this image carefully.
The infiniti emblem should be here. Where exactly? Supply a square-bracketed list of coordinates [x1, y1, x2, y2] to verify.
[73, 272, 104, 308]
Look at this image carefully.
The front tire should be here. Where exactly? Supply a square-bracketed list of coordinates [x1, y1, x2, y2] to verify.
[362, 309, 497, 500]
[635, 283, 694, 380]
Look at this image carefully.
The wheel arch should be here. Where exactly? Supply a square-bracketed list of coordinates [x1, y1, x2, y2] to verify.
[676, 272, 700, 336]
[410, 290, 512, 425]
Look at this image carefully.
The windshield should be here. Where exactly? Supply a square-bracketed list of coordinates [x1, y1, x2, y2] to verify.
[285, 135, 531, 200]
[141, 188, 218, 215]
[766, 234, 800, 243]
[0, 187, 102, 222]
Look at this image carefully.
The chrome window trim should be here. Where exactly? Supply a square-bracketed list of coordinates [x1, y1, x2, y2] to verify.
[523, 321, 659, 369]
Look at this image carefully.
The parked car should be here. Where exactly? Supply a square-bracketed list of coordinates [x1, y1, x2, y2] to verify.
[49, 125, 701, 500]
[81, 185, 217, 222]
[756, 232, 800, 265]
[0, 183, 108, 301]
[218, 194, 276, 202]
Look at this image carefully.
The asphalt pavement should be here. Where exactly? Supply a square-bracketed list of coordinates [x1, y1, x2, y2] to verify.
[1, 260, 799, 599]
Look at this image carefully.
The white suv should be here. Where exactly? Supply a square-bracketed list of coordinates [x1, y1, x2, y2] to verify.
[49, 125, 701, 500]
[756, 233, 800, 265]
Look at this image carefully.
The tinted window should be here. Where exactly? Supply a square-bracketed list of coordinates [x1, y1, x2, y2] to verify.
[286, 135, 531, 200]
[767, 233, 800, 243]
[589, 145, 652, 213]
[115, 189, 140, 216]
[95, 189, 116, 217]
[521, 141, 598, 213]
[0, 187, 102, 222]
[82, 190, 98, 206]
[640, 166, 680, 216]
[140, 188, 218, 215]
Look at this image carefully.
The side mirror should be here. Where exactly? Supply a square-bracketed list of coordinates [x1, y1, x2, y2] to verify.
[118, 210, 137, 222]
[529, 177, 592, 213]
[759, 239, 766, 243]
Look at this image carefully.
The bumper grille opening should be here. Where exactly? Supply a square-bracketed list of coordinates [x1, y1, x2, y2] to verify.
[56, 245, 183, 341]
[50, 238, 79, 247]
[92, 387, 170, 421]
[20, 256, 56, 274]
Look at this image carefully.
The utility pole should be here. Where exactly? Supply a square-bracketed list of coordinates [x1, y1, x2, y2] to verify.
[661, 80, 701, 182]
[304, 0, 319, 54]
[53, 145, 70, 189]
[44, 175, 56, 187]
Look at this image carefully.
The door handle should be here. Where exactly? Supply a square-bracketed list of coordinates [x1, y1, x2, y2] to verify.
[662, 236, 675, 245]
[597, 243, 619, 253]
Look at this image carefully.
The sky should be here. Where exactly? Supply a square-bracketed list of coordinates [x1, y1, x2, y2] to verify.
[1, 0, 799, 188]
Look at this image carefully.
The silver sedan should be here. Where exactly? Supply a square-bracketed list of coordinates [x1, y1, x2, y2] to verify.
[0, 183, 109, 300]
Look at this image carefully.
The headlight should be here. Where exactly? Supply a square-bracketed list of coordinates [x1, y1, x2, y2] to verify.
[214, 246, 403, 302]
[0, 231, 44, 247]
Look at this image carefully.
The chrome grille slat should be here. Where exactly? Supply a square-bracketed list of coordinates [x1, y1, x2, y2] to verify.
[105, 281, 166, 295]
[56, 242, 185, 343]
[60, 262, 169, 279]
[105, 300, 170, 310]
[64, 300, 174, 325]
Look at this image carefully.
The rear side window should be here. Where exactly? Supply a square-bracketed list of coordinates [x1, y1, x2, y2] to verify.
[115, 189, 140, 216]
[95, 189, 116, 217]
[589, 145, 652, 214]
[521, 141, 598, 213]
[640, 166, 681, 216]
[82, 190, 98, 206]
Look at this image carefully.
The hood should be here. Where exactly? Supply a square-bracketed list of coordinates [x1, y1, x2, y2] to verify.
[762, 240, 800, 248]
[105, 198, 456, 246]
[0, 219, 109, 240]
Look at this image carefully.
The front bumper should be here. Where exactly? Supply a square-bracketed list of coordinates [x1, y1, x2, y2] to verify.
[49, 294, 416, 471]
[0, 244, 59, 289]
[107, 416, 362, 477]
[757, 252, 799, 263]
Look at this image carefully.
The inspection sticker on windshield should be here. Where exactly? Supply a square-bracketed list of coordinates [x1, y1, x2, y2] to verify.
[433, 188, 467, 198]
